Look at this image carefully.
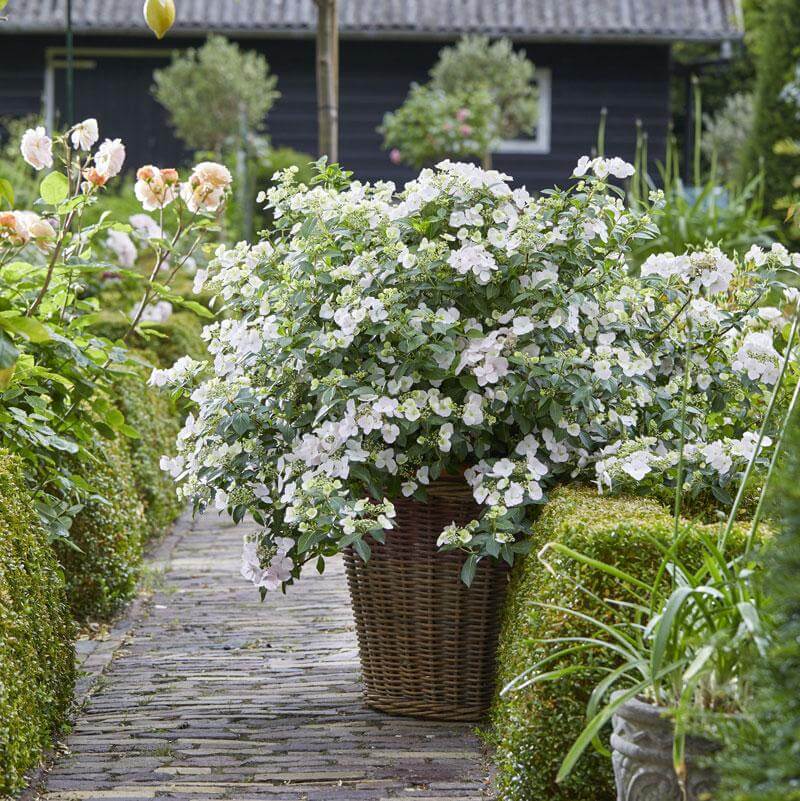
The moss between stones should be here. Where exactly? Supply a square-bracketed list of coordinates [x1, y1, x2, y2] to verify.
[0, 451, 75, 796]
[55, 437, 147, 622]
[488, 485, 748, 801]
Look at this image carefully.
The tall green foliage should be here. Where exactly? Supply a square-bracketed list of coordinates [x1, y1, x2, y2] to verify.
[55, 437, 146, 622]
[740, 0, 800, 212]
[717, 411, 800, 801]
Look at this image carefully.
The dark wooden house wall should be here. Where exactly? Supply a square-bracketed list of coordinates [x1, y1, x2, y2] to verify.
[0, 35, 670, 191]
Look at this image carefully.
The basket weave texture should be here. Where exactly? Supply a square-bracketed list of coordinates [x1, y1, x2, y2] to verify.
[344, 476, 509, 721]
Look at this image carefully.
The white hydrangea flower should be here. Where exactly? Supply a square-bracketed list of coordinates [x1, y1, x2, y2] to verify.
[732, 332, 781, 384]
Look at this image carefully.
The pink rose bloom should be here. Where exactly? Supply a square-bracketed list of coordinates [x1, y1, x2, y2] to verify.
[389, 148, 402, 165]
[180, 161, 232, 213]
[456, 108, 470, 122]
[459, 124, 473, 136]
[70, 118, 99, 151]
[20, 126, 53, 171]
[94, 138, 126, 180]
[134, 164, 179, 211]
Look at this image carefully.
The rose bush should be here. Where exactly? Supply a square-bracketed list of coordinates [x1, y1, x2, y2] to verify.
[0, 118, 230, 536]
[156, 157, 798, 592]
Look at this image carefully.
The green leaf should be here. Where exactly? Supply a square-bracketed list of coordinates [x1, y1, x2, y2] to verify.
[118, 423, 141, 439]
[39, 171, 70, 205]
[650, 586, 695, 680]
[177, 299, 215, 319]
[0, 363, 15, 389]
[353, 538, 371, 563]
[0, 331, 19, 369]
[0, 313, 51, 343]
[460, 554, 478, 586]
[0, 177, 14, 208]
[556, 682, 646, 783]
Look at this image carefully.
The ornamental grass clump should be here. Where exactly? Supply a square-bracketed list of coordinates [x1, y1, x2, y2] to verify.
[156, 156, 799, 594]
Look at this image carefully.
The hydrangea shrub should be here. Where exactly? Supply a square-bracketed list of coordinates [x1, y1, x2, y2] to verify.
[156, 157, 799, 593]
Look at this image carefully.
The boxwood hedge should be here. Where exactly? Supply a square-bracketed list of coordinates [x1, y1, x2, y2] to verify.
[0, 451, 75, 795]
[92, 310, 207, 368]
[488, 485, 747, 801]
[55, 436, 147, 622]
[113, 367, 183, 538]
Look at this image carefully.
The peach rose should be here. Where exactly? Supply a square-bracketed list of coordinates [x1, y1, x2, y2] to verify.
[134, 165, 179, 211]
[0, 211, 30, 245]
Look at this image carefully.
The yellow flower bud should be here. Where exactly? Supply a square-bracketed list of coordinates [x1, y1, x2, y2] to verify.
[143, 0, 175, 39]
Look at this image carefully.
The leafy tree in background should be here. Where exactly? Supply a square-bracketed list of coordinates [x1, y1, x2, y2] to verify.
[381, 35, 537, 169]
[429, 35, 538, 142]
[701, 92, 755, 184]
[739, 0, 800, 212]
[152, 35, 279, 156]
[380, 83, 497, 170]
[153, 35, 280, 239]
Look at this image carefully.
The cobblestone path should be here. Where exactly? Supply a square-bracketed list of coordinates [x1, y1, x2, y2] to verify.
[40, 514, 493, 801]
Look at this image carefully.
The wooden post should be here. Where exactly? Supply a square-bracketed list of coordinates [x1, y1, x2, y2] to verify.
[314, 0, 339, 162]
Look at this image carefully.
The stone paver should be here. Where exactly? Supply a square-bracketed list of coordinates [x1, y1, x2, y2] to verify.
[39, 514, 493, 801]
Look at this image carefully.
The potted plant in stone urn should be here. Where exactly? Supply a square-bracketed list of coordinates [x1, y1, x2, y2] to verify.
[155, 153, 781, 722]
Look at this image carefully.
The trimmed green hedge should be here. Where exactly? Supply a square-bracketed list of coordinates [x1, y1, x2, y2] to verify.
[55, 437, 147, 622]
[113, 368, 183, 538]
[92, 311, 207, 368]
[489, 486, 746, 801]
[0, 451, 75, 796]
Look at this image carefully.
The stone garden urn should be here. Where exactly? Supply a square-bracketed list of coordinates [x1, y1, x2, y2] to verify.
[611, 695, 719, 801]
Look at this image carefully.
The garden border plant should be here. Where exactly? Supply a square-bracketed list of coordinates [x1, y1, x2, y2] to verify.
[0, 450, 74, 796]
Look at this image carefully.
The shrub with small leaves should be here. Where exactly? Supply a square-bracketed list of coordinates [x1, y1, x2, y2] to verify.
[380, 83, 498, 169]
[153, 35, 279, 155]
[0, 451, 74, 795]
[429, 35, 538, 141]
[55, 437, 147, 621]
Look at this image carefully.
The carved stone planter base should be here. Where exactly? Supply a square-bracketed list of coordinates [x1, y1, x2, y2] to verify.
[611, 696, 719, 801]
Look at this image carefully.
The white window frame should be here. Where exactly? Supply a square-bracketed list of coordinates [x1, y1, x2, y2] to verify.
[493, 68, 552, 155]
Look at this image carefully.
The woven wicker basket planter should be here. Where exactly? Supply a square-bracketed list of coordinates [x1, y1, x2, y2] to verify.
[343, 476, 509, 721]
